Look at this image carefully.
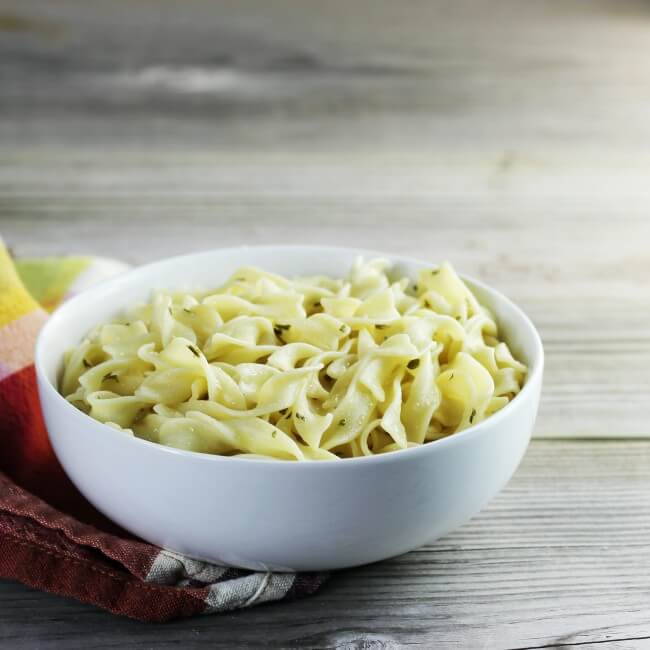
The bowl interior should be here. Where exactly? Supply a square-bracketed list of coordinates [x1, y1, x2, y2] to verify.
[37, 245, 543, 419]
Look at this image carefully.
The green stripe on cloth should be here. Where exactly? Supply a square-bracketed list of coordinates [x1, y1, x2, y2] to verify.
[14, 257, 91, 312]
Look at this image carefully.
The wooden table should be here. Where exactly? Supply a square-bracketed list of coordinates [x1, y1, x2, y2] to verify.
[2, 0, 650, 647]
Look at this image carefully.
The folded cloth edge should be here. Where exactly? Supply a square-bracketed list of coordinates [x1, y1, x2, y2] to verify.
[0, 244, 329, 621]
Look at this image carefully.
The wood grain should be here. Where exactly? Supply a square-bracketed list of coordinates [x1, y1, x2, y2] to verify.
[2, 0, 650, 646]
[2, 0, 650, 440]
[2, 441, 650, 649]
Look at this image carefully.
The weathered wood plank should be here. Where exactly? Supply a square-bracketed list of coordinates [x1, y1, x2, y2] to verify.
[2, 152, 650, 438]
[3, 0, 650, 441]
[1, 441, 650, 649]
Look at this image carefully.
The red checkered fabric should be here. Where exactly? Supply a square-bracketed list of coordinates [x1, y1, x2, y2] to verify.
[0, 245, 328, 621]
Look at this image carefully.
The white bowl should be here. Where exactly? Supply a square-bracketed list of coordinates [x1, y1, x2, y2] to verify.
[36, 246, 543, 572]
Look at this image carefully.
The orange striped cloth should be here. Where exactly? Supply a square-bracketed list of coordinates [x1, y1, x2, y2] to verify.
[0, 244, 128, 518]
[0, 242, 327, 620]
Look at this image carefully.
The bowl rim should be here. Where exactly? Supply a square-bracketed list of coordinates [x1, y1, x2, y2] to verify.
[35, 244, 544, 469]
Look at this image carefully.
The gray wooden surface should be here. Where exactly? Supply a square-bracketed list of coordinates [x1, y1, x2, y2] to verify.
[2, 0, 650, 647]
[2, 441, 650, 649]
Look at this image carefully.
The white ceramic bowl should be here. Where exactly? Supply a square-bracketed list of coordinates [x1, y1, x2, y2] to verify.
[36, 246, 543, 572]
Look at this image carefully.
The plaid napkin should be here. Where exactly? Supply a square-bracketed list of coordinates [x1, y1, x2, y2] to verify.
[0, 242, 328, 622]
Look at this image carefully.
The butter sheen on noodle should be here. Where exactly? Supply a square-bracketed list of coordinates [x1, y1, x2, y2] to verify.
[61, 259, 527, 460]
